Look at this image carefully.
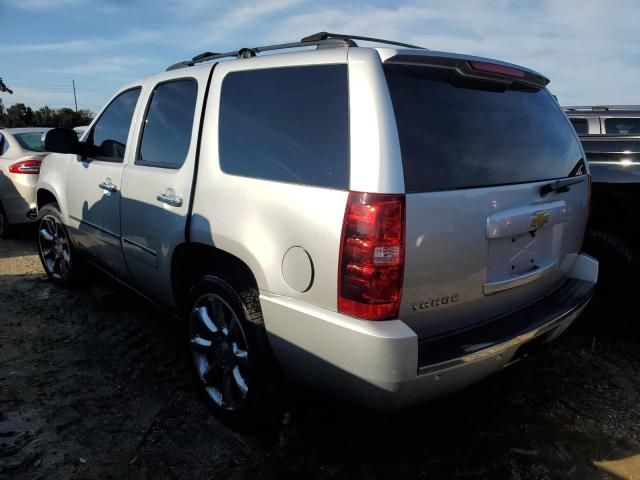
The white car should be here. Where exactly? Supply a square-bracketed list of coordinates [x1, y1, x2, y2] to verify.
[0, 127, 50, 236]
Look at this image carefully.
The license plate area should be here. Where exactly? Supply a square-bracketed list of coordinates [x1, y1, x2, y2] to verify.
[484, 201, 567, 295]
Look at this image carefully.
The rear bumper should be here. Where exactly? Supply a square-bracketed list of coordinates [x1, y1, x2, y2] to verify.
[261, 254, 597, 409]
[0, 173, 37, 224]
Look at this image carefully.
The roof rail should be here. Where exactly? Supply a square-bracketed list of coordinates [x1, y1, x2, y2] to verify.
[301, 31, 425, 49]
[563, 105, 640, 112]
[166, 32, 425, 71]
[167, 38, 354, 71]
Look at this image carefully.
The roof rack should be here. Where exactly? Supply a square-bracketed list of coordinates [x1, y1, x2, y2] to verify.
[563, 105, 640, 112]
[166, 31, 425, 70]
[300, 32, 425, 49]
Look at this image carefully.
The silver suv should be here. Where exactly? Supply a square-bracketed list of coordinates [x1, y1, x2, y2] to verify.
[36, 32, 598, 427]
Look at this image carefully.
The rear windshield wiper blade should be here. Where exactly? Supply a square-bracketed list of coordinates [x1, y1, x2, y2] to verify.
[539, 177, 585, 197]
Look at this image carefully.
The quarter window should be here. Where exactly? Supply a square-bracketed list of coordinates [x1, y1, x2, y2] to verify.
[137, 79, 198, 168]
[88, 88, 141, 162]
[218, 65, 349, 189]
[0, 135, 7, 155]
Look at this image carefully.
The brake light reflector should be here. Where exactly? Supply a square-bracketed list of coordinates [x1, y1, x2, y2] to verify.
[8, 158, 42, 174]
[468, 60, 525, 78]
[338, 192, 405, 320]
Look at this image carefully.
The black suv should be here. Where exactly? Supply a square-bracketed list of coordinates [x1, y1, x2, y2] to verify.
[564, 105, 640, 324]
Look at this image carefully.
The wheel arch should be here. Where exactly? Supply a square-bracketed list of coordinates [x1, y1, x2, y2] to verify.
[171, 242, 260, 312]
[36, 187, 60, 210]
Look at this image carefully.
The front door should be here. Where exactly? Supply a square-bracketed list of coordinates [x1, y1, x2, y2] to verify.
[66, 87, 142, 280]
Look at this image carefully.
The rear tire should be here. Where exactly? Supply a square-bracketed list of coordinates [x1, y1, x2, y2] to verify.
[185, 275, 282, 430]
[36, 204, 79, 287]
[582, 229, 640, 332]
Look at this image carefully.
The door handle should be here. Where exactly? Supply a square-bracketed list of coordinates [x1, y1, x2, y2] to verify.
[157, 193, 183, 207]
[98, 182, 117, 193]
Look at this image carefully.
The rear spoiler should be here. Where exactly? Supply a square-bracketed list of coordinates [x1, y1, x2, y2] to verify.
[384, 53, 548, 89]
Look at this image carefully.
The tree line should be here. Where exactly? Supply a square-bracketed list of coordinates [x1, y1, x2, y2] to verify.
[0, 98, 94, 128]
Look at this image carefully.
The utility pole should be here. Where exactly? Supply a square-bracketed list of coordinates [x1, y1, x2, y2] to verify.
[72, 79, 78, 112]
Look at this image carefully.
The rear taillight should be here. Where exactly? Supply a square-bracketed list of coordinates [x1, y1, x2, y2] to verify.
[468, 60, 525, 78]
[338, 192, 405, 321]
[8, 157, 42, 174]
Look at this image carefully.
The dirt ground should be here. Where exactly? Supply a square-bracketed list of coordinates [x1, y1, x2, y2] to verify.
[2, 228, 640, 480]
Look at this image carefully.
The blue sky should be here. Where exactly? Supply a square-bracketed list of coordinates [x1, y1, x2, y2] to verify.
[1, 0, 639, 113]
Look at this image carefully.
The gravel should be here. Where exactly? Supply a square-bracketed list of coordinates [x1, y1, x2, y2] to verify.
[2, 227, 639, 479]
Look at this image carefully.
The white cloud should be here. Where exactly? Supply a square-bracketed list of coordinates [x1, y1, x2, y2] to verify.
[40, 56, 153, 75]
[159, 0, 305, 49]
[0, 30, 161, 52]
[262, 0, 640, 105]
[1, 0, 87, 9]
[3, 0, 639, 107]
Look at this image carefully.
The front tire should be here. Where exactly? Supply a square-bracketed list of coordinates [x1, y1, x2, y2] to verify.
[36, 204, 77, 286]
[185, 275, 281, 429]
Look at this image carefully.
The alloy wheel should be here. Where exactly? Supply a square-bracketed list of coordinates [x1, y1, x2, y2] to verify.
[189, 293, 251, 410]
[38, 214, 72, 281]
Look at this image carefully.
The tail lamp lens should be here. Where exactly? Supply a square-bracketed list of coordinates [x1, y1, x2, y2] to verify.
[8, 158, 42, 174]
[468, 60, 525, 78]
[338, 192, 405, 320]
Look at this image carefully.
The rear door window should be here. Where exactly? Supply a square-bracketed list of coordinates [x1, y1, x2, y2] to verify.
[218, 65, 349, 189]
[384, 64, 584, 193]
[569, 118, 589, 135]
[604, 117, 640, 135]
[137, 79, 198, 169]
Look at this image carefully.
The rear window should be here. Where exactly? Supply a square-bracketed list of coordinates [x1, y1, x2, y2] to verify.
[384, 64, 584, 193]
[604, 117, 640, 135]
[569, 118, 589, 135]
[218, 65, 349, 189]
[14, 132, 46, 152]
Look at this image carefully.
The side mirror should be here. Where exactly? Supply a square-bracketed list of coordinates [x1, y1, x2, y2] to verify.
[42, 128, 80, 154]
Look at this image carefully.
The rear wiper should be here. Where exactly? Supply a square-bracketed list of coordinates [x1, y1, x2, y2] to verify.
[539, 177, 585, 197]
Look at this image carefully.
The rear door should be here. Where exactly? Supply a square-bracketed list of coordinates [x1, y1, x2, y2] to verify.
[384, 62, 589, 338]
[120, 69, 208, 306]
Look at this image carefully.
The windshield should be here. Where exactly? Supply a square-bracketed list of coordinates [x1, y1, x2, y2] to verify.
[14, 132, 46, 152]
[384, 64, 585, 193]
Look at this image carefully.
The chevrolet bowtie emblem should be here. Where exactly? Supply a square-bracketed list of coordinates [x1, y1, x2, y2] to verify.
[529, 210, 550, 230]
